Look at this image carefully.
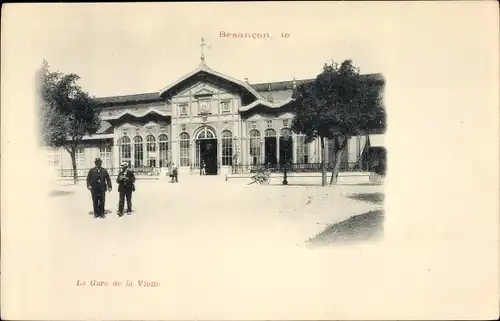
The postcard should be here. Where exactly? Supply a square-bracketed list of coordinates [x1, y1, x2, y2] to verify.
[1, 2, 498, 320]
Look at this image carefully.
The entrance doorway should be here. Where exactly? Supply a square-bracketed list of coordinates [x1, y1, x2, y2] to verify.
[195, 126, 218, 175]
[198, 139, 218, 175]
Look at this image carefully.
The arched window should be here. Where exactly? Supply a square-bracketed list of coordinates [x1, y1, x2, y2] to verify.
[179, 132, 190, 166]
[249, 129, 261, 165]
[146, 135, 156, 167]
[265, 128, 276, 137]
[158, 134, 169, 167]
[221, 130, 233, 166]
[280, 128, 291, 137]
[133, 136, 144, 168]
[296, 135, 309, 164]
[119, 136, 131, 166]
[196, 128, 215, 139]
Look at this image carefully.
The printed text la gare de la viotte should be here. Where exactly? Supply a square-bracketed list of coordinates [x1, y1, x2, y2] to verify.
[219, 31, 290, 39]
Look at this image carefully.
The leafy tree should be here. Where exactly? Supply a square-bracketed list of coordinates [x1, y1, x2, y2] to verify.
[37, 60, 102, 184]
[290, 59, 385, 185]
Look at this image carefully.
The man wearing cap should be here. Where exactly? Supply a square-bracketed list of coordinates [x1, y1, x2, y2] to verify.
[86, 158, 112, 218]
[116, 161, 136, 216]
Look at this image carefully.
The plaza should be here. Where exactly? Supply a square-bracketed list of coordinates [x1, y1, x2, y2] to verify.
[49, 176, 383, 249]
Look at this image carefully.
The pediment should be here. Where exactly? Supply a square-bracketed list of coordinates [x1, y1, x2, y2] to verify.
[144, 121, 160, 128]
[278, 112, 294, 119]
[246, 114, 263, 121]
[194, 87, 215, 97]
[119, 122, 136, 129]
[176, 81, 230, 98]
[159, 65, 263, 105]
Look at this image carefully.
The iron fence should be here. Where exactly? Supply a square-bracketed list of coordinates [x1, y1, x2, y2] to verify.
[58, 166, 163, 178]
[230, 162, 374, 174]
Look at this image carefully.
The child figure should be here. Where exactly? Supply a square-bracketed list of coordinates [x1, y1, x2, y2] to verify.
[201, 161, 206, 175]
[170, 164, 178, 183]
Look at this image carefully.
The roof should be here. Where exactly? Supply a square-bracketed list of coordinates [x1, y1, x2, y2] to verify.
[94, 70, 384, 108]
[250, 73, 383, 92]
[96, 120, 113, 134]
[240, 98, 294, 112]
[251, 78, 314, 92]
[101, 107, 171, 121]
[95, 92, 161, 106]
[158, 63, 266, 102]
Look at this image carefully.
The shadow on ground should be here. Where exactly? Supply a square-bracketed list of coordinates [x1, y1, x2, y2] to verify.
[347, 192, 384, 205]
[87, 209, 113, 216]
[49, 190, 74, 197]
[87, 209, 136, 217]
[306, 210, 384, 247]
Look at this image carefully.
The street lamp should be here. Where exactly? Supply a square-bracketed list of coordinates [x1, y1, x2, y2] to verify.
[282, 131, 290, 185]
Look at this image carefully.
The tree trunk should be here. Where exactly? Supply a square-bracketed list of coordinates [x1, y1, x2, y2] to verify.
[329, 136, 347, 185]
[69, 149, 78, 185]
[320, 136, 327, 186]
[329, 149, 344, 185]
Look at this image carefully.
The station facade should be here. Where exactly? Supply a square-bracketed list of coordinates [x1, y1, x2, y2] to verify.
[45, 59, 385, 176]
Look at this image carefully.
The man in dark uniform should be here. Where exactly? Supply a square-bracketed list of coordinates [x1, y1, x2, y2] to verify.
[86, 158, 112, 218]
[116, 161, 136, 216]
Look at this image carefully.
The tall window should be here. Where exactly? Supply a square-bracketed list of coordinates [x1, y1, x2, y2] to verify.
[221, 130, 233, 166]
[296, 135, 309, 164]
[133, 136, 144, 168]
[119, 136, 131, 166]
[264, 128, 277, 165]
[356, 136, 362, 160]
[48, 148, 60, 168]
[76, 147, 85, 168]
[179, 132, 190, 166]
[99, 145, 112, 168]
[279, 128, 293, 165]
[158, 134, 169, 167]
[249, 129, 261, 165]
[146, 135, 156, 167]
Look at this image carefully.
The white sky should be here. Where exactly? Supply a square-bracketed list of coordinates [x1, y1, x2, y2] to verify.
[21, 2, 391, 97]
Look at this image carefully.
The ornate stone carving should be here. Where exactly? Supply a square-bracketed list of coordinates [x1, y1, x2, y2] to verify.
[181, 124, 186, 132]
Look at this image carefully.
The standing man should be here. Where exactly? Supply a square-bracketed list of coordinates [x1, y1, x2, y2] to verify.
[86, 157, 112, 218]
[116, 161, 136, 216]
